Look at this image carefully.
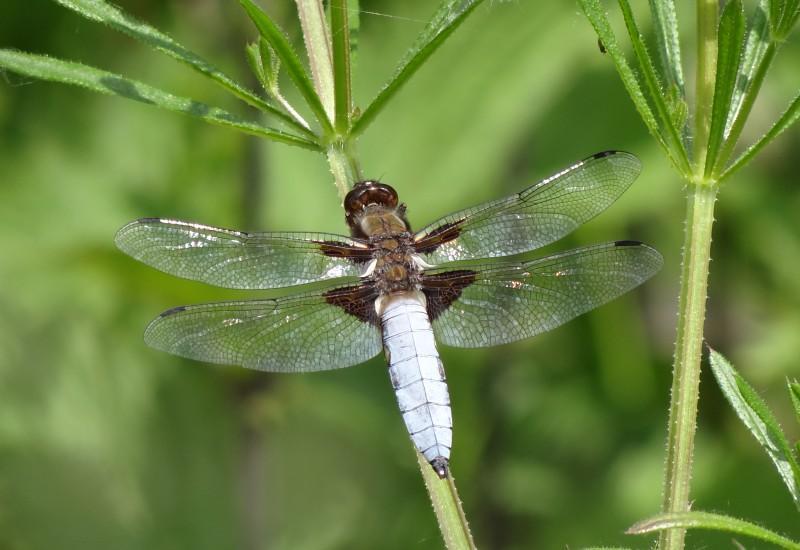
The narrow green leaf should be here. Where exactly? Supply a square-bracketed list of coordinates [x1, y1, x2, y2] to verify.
[294, 0, 335, 123]
[776, 0, 800, 37]
[245, 38, 311, 133]
[648, 0, 688, 134]
[347, 0, 360, 65]
[246, 39, 280, 93]
[617, 0, 690, 174]
[720, 88, 800, 181]
[665, 85, 689, 132]
[770, 0, 785, 34]
[628, 511, 800, 550]
[582, 1, 682, 175]
[351, 0, 486, 137]
[708, 347, 800, 509]
[330, 0, 352, 132]
[246, 41, 269, 90]
[789, 380, 800, 427]
[240, 0, 333, 134]
[259, 39, 282, 88]
[51, 0, 313, 138]
[725, 1, 772, 139]
[648, 0, 685, 94]
[0, 50, 319, 151]
[706, 0, 746, 177]
[579, 0, 689, 175]
[579, 0, 659, 137]
[768, 0, 800, 38]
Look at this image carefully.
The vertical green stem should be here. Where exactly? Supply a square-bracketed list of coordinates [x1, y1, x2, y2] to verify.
[295, 0, 335, 122]
[659, 183, 718, 550]
[693, 0, 718, 169]
[659, 3, 719, 548]
[416, 451, 477, 550]
[326, 141, 361, 197]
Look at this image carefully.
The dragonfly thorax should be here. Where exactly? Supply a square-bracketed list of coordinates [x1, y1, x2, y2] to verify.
[369, 233, 423, 294]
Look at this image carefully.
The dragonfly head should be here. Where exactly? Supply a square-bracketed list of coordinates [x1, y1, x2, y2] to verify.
[345, 181, 409, 238]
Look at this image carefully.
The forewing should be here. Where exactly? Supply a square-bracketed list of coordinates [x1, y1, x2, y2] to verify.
[116, 218, 372, 289]
[414, 151, 641, 265]
[423, 241, 662, 348]
[144, 284, 382, 372]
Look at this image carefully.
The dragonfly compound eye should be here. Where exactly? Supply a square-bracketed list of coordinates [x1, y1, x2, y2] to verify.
[345, 181, 399, 232]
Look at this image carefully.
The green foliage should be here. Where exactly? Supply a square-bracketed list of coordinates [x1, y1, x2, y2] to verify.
[50, 0, 284, 118]
[647, 0, 684, 96]
[769, 0, 800, 38]
[239, 0, 333, 135]
[705, 0, 746, 177]
[0, 49, 317, 149]
[246, 39, 280, 97]
[579, 0, 800, 183]
[579, 0, 687, 175]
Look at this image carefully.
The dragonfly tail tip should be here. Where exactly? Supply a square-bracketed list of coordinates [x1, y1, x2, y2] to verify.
[430, 457, 449, 479]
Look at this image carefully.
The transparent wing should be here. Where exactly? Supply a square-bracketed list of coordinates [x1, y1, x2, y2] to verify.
[413, 151, 641, 265]
[423, 241, 662, 348]
[116, 218, 372, 289]
[144, 283, 382, 372]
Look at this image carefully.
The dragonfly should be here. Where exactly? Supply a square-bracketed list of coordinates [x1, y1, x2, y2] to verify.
[116, 150, 662, 478]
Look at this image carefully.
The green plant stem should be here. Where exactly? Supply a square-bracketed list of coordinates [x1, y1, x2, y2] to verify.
[659, 183, 718, 550]
[692, 0, 719, 170]
[416, 451, 476, 550]
[659, 4, 719, 548]
[326, 141, 361, 196]
[295, 0, 335, 123]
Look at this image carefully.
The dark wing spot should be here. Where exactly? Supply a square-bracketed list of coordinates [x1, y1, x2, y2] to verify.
[138, 217, 162, 223]
[414, 220, 465, 255]
[160, 305, 188, 317]
[324, 284, 380, 326]
[421, 270, 478, 321]
[590, 150, 619, 160]
[316, 240, 374, 264]
[614, 240, 643, 247]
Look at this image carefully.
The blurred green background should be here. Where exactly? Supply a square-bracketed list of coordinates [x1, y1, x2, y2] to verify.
[1, 1, 799, 548]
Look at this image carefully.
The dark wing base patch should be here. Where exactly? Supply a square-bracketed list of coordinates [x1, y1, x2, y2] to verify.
[413, 220, 465, 255]
[316, 240, 373, 263]
[324, 284, 380, 326]
[421, 270, 478, 321]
